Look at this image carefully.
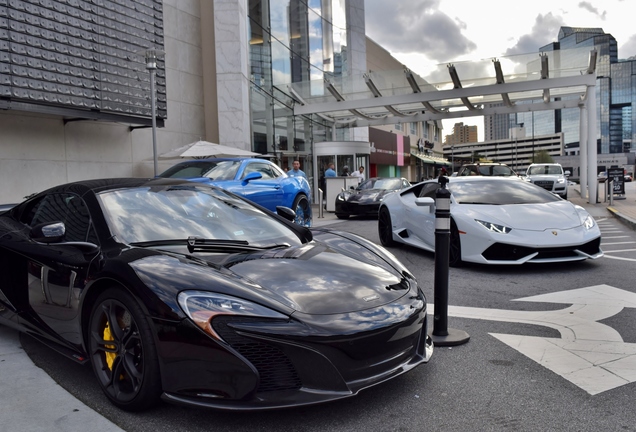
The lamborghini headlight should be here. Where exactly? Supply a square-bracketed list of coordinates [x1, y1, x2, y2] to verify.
[583, 214, 595, 229]
[178, 291, 288, 340]
[475, 219, 512, 234]
[336, 194, 345, 201]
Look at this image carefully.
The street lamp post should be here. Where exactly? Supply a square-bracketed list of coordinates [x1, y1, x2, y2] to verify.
[138, 48, 165, 176]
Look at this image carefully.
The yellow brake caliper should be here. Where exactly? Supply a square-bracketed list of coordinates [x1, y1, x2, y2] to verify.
[104, 321, 116, 370]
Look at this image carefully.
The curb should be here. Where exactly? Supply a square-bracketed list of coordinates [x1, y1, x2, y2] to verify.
[607, 206, 636, 231]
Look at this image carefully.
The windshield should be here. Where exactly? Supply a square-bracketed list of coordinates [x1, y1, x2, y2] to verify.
[449, 179, 562, 205]
[97, 185, 302, 247]
[358, 178, 404, 190]
[159, 160, 241, 181]
[527, 165, 563, 175]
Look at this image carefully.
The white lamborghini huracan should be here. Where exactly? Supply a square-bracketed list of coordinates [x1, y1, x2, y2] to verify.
[377, 177, 603, 266]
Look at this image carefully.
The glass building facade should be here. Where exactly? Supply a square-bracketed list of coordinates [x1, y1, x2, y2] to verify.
[486, 27, 635, 156]
[248, 0, 351, 179]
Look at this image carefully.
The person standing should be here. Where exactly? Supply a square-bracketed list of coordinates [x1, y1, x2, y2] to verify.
[351, 166, 365, 182]
[324, 162, 336, 178]
[288, 160, 307, 179]
[341, 166, 350, 176]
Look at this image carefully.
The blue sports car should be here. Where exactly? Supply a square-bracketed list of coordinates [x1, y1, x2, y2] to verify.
[159, 158, 312, 226]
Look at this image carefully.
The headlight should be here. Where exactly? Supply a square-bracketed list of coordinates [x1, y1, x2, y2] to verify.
[557, 178, 565, 184]
[475, 219, 512, 234]
[178, 291, 288, 340]
[583, 215, 595, 229]
[336, 194, 345, 201]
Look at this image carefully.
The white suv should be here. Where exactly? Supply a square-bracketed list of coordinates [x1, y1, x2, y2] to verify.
[525, 163, 569, 199]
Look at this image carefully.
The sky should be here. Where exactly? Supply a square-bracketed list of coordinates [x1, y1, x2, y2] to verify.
[364, 0, 636, 140]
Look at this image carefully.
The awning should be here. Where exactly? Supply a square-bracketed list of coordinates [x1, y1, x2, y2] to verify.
[285, 47, 597, 129]
[411, 152, 452, 166]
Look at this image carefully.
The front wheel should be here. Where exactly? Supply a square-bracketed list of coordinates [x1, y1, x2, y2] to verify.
[292, 195, 311, 227]
[378, 207, 395, 247]
[88, 287, 162, 411]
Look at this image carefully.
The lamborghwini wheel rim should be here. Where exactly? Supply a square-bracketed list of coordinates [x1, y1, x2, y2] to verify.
[378, 208, 394, 246]
[90, 298, 144, 403]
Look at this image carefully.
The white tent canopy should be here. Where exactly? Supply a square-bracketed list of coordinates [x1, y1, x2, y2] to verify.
[160, 140, 261, 159]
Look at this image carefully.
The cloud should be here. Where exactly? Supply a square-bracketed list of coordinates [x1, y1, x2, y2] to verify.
[365, 0, 476, 62]
[578, 1, 607, 19]
[505, 13, 564, 56]
[619, 34, 636, 59]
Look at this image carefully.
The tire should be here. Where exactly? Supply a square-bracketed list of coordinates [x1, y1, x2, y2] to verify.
[378, 207, 395, 247]
[292, 195, 311, 226]
[336, 213, 349, 220]
[449, 220, 463, 268]
[88, 287, 162, 411]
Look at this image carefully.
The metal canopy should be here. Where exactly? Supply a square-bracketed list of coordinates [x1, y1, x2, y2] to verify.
[286, 47, 597, 128]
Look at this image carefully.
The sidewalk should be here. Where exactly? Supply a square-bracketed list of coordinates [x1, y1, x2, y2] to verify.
[569, 185, 636, 231]
[1, 190, 635, 432]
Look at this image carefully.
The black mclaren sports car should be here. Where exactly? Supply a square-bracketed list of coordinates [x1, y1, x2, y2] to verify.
[335, 177, 411, 219]
[0, 178, 432, 411]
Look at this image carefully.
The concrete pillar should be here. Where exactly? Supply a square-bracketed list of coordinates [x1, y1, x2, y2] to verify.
[587, 84, 598, 203]
[579, 103, 588, 200]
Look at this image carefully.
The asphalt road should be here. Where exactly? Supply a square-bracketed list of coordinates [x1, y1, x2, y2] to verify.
[20, 206, 636, 432]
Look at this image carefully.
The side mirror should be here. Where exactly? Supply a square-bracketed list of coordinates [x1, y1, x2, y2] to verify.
[565, 170, 571, 176]
[415, 197, 436, 213]
[242, 172, 263, 185]
[30, 221, 65, 243]
[276, 206, 296, 222]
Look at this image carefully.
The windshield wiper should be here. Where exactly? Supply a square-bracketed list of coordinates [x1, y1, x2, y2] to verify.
[457, 201, 500, 205]
[130, 239, 187, 248]
[186, 237, 290, 253]
[129, 238, 290, 253]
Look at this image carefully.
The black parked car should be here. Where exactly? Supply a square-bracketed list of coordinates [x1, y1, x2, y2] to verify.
[0, 178, 432, 411]
[335, 177, 411, 219]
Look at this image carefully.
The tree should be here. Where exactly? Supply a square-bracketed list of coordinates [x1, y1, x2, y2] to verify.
[533, 150, 554, 163]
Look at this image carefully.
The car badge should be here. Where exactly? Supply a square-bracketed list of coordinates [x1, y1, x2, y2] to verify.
[363, 294, 380, 302]
[552, 231, 558, 236]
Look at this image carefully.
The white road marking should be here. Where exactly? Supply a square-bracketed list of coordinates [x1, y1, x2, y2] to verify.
[602, 241, 636, 245]
[602, 236, 631, 239]
[431, 285, 636, 395]
[603, 255, 636, 262]
[603, 248, 636, 253]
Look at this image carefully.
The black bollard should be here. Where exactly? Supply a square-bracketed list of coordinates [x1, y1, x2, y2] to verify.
[431, 175, 470, 347]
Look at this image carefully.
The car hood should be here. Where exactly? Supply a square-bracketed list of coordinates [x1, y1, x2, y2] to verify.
[461, 201, 583, 230]
[344, 188, 393, 202]
[130, 232, 410, 317]
[220, 239, 408, 315]
[527, 174, 564, 180]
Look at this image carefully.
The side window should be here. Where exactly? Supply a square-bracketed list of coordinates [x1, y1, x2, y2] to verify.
[269, 164, 285, 178]
[21, 193, 97, 243]
[243, 163, 274, 179]
[419, 183, 441, 198]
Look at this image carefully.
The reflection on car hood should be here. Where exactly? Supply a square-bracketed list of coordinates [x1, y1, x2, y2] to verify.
[462, 201, 583, 230]
[221, 240, 408, 315]
[130, 233, 409, 317]
[344, 189, 393, 202]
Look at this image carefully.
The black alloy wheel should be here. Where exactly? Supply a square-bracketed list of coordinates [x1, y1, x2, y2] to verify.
[292, 195, 311, 226]
[88, 287, 161, 411]
[449, 220, 463, 267]
[378, 207, 395, 246]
